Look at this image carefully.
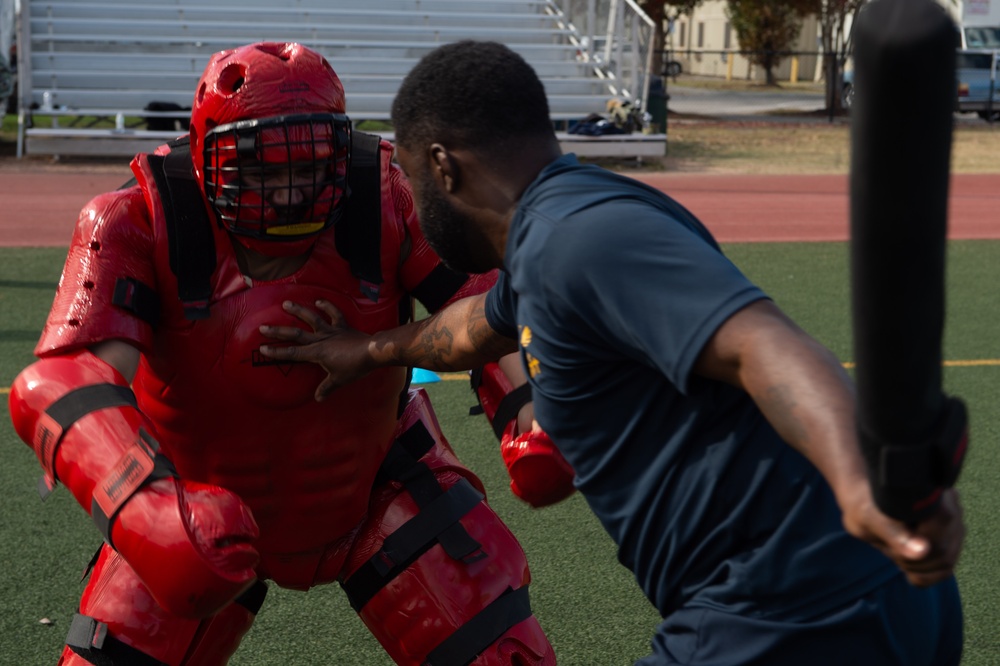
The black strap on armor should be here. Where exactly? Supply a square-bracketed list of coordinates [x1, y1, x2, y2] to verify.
[341, 421, 486, 612]
[66, 613, 168, 666]
[234, 579, 269, 615]
[147, 137, 217, 320]
[372, 419, 436, 488]
[375, 480, 483, 573]
[36, 384, 138, 499]
[468, 369, 533, 441]
[492, 383, 532, 441]
[153, 132, 384, 319]
[410, 264, 470, 313]
[336, 130, 383, 302]
[342, 478, 484, 612]
[43, 384, 137, 433]
[425, 586, 534, 666]
[869, 395, 969, 521]
[111, 277, 160, 326]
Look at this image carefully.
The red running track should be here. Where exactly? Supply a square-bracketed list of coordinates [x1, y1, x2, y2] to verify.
[631, 172, 1000, 243]
[1, 164, 999, 246]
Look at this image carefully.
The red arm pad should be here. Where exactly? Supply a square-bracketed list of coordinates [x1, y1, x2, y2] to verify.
[439, 270, 499, 309]
[472, 362, 576, 508]
[9, 350, 260, 618]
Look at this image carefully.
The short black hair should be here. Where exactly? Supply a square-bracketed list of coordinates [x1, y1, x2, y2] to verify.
[391, 40, 554, 155]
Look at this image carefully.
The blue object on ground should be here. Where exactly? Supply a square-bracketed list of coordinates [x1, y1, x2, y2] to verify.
[411, 368, 441, 383]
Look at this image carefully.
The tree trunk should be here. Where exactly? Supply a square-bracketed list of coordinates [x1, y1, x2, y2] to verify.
[764, 52, 778, 85]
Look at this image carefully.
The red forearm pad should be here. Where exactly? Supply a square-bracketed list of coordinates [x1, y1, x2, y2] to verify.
[502, 431, 576, 508]
[472, 361, 517, 436]
[472, 362, 575, 508]
[9, 349, 140, 498]
[9, 350, 260, 618]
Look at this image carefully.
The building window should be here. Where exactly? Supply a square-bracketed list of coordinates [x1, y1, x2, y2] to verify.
[724, 22, 731, 49]
[679, 22, 686, 48]
[697, 22, 704, 49]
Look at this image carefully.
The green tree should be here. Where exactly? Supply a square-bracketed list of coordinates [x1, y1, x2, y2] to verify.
[803, 0, 868, 112]
[726, 0, 811, 85]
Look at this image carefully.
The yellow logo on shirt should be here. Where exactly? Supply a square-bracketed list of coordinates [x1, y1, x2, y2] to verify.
[519, 326, 541, 378]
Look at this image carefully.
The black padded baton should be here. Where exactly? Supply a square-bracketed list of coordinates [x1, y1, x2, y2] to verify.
[850, 0, 968, 523]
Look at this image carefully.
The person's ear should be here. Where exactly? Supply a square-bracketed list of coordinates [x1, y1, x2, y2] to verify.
[429, 143, 459, 193]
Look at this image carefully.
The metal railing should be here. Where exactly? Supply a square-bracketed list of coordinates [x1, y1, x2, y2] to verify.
[546, 0, 656, 113]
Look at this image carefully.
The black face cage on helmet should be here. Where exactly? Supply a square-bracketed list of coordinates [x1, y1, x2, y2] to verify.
[201, 113, 352, 241]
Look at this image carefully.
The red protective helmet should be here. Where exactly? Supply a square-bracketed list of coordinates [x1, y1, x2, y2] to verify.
[190, 42, 351, 256]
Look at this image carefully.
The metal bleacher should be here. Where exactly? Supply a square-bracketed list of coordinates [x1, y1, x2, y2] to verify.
[15, 0, 663, 159]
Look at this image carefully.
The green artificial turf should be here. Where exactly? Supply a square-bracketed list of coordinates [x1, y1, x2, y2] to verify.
[1, 241, 997, 664]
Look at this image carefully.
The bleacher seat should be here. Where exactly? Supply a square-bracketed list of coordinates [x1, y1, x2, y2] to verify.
[16, 0, 664, 159]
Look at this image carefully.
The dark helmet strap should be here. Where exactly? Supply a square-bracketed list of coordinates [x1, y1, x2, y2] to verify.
[336, 130, 383, 302]
[151, 129, 384, 320]
[147, 136, 217, 320]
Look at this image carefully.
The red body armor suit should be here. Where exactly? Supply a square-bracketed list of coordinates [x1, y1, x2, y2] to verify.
[27, 138, 555, 666]
[36, 139, 485, 587]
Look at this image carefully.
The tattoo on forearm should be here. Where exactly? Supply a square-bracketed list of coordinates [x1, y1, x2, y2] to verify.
[409, 326, 456, 369]
[402, 299, 515, 370]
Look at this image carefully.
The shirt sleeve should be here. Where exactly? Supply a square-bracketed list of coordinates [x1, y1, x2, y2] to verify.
[543, 201, 767, 393]
[483, 270, 519, 339]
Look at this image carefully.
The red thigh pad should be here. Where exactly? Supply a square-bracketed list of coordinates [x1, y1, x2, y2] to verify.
[341, 391, 554, 665]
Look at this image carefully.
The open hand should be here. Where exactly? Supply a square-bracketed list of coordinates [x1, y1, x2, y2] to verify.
[259, 299, 376, 401]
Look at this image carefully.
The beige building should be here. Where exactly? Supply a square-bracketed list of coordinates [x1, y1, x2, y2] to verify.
[668, 1, 823, 83]
[665, 1, 992, 84]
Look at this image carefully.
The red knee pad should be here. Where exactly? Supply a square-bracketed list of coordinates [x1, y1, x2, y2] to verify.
[61, 546, 265, 666]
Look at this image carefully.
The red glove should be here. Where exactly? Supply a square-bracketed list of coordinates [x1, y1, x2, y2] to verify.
[501, 429, 576, 508]
[109, 476, 260, 617]
[472, 361, 575, 507]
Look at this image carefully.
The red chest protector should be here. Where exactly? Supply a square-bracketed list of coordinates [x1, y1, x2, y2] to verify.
[128, 137, 414, 556]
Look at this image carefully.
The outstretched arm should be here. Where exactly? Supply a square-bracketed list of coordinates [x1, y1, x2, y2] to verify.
[693, 299, 964, 588]
[259, 292, 517, 401]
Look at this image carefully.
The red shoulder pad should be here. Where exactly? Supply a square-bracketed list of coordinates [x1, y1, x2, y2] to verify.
[35, 187, 158, 357]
